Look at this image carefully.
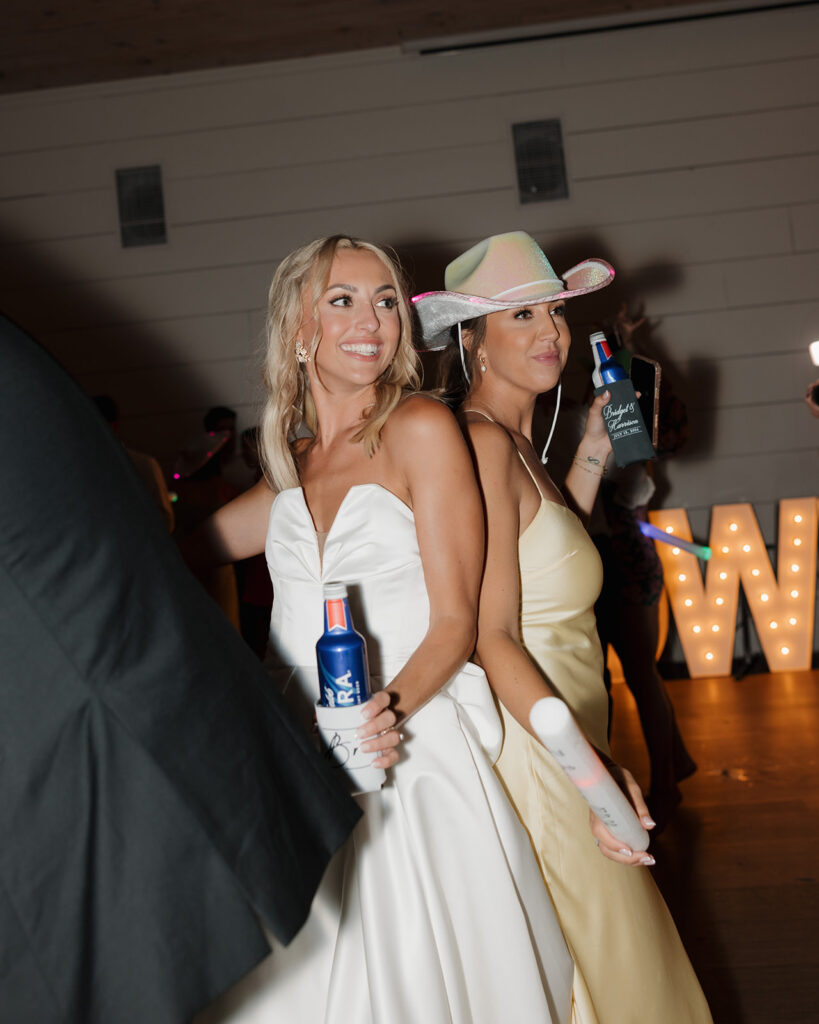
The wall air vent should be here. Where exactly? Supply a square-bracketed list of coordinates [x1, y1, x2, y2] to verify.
[512, 120, 569, 204]
[115, 165, 167, 247]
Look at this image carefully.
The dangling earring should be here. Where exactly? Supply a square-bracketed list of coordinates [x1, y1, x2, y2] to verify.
[296, 341, 310, 364]
[479, 355, 487, 374]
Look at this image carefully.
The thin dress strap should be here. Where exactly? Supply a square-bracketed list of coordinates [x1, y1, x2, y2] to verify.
[466, 408, 545, 501]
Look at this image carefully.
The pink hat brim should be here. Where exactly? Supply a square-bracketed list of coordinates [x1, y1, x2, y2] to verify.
[413, 258, 615, 351]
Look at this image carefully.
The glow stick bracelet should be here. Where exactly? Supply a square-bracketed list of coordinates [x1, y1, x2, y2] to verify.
[529, 698, 649, 853]
[638, 520, 712, 561]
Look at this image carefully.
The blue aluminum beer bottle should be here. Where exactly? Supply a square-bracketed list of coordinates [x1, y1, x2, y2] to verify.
[590, 331, 655, 468]
[316, 582, 371, 708]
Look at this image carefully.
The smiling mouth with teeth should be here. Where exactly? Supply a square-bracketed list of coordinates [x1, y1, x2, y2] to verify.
[341, 343, 380, 356]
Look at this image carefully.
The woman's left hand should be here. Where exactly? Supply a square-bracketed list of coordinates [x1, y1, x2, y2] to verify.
[581, 390, 613, 454]
[358, 690, 403, 769]
[589, 764, 656, 866]
[583, 383, 642, 456]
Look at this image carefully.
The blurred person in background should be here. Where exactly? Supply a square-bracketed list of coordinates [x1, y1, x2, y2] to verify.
[586, 306, 696, 832]
[93, 393, 174, 532]
[235, 427, 273, 659]
[205, 405, 257, 492]
[173, 418, 242, 629]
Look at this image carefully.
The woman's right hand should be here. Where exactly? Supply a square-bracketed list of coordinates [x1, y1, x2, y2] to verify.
[589, 763, 656, 867]
[357, 690, 403, 769]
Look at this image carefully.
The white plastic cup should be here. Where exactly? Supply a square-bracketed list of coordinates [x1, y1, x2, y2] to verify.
[315, 701, 386, 794]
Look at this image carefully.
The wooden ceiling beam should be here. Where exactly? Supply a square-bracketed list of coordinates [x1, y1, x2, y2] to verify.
[0, 0, 772, 95]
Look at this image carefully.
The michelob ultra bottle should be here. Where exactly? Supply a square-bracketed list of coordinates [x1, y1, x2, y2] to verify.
[316, 582, 371, 708]
[590, 331, 655, 468]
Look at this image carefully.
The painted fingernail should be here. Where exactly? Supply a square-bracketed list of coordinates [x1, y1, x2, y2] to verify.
[641, 855, 656, 866]
[618, 847, 633, 857]
[360, 740, 373, 752]
[642, 816, 657, 828]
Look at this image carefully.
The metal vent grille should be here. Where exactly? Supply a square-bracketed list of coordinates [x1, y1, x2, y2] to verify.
[115, 165, 167, 247]
[512, 120, 569, 204]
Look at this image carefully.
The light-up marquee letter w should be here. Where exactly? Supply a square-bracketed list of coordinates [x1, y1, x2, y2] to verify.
[648, 499, 817, 677]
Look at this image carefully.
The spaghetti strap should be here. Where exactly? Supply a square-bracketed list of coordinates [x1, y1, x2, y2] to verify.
[465, 407, 545, 501]
[513, 448, 545, 500]
[467, 408, 496, 424]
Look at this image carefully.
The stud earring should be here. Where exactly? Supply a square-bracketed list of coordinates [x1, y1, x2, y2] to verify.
[479, 355, 487, 374]
[296, 342, 309, 364]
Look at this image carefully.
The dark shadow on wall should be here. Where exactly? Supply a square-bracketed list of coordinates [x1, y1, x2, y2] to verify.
[2, 222, 720, 468]
[0, 221, 235, 464]
[394, 239, 467, 391]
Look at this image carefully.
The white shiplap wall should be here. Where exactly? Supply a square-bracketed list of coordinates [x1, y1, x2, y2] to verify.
[0, 4, 817, 656]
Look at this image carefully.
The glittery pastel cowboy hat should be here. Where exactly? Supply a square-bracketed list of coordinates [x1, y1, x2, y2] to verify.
[412, 230, 615, 350]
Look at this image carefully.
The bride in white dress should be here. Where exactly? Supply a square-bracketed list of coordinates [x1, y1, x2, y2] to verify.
[191, 235, 575, 1024]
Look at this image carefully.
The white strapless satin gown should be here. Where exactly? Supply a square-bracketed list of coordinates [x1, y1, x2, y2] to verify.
[195, 484, 574, 1024]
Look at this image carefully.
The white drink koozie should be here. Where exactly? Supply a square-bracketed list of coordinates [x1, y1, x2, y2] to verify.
[315, 701, 386, 795]
[529, 697, 649, 853]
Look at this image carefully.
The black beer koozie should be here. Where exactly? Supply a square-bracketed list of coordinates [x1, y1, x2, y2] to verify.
[590, 331, 656, 468]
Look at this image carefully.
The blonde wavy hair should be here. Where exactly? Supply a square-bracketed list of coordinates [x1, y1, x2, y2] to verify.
[259, 235, 420, 492]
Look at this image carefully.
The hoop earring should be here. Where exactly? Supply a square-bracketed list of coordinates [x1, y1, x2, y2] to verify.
[296, 342, 310, 364]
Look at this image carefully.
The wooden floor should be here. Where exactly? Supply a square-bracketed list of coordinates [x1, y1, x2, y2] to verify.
[608, 668, 819, 1024]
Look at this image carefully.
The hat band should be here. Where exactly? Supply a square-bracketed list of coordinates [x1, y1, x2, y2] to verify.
[491, 277, 563, 300]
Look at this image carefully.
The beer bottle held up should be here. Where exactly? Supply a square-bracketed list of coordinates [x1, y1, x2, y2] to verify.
[590, 331, 655, 468]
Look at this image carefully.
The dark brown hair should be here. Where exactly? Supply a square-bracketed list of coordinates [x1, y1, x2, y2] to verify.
[437, 316, 487, 409]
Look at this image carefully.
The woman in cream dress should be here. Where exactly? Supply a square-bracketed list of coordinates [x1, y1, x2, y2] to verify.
[414, 231, 712, 1024]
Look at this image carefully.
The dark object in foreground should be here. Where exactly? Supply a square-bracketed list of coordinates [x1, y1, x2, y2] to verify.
[0, 315, 360, 1024]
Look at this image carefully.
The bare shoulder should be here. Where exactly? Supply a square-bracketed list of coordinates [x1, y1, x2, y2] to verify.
[462, 414, 519, 470]
[384, 392, 462, 447]
[381, 394, 475, 497]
